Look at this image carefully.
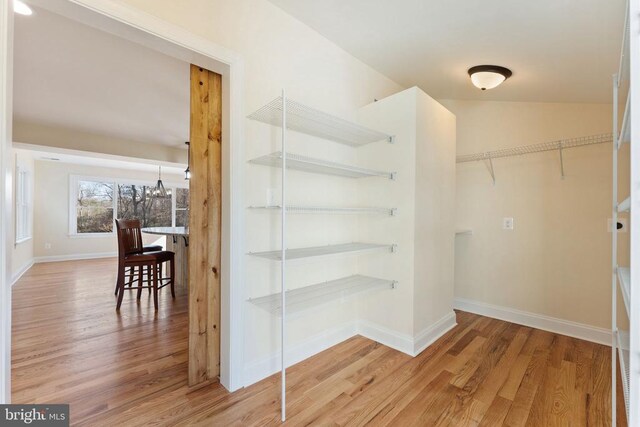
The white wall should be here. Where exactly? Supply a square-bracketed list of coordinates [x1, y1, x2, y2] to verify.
[10, 149, 34, 284]
[413, 91, 456, 335]
[33, 160, 183, 261]
[356, 87, 456, 352]
[440, 99, 625, 332]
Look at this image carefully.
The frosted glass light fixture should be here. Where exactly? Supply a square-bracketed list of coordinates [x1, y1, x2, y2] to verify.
[13, 0, 33, 15]
[468, 65, 512, 90]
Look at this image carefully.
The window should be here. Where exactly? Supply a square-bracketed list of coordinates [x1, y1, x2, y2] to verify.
[117, 184, 172, 227]
[15, 167, 32, 243]
[175, 188, 189, 227]
[75, 180, 115, 233]
[69, 175, 188, 235]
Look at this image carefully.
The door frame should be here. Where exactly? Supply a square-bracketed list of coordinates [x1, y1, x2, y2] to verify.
[0, 0, 246, 400]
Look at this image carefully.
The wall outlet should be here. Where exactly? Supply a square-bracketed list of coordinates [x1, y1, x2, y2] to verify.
[608, 218, 628, 233]
[503, 217, 514, 230]
[44, 243, 51, 249]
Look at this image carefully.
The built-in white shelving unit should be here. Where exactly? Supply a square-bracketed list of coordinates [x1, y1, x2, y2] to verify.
[247, 92, 396, 421]
[249, 151, 395, 179]
[248, 275, 397, 315]
[612, 1, 636, 423]
[617, 330, 631, 413]
[248, 205, 396, 215]
[618, 267, 631, 317]
[249, 242, 395, 261]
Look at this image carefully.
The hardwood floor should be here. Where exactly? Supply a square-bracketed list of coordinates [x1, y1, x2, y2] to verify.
[12, 259, 624, 426]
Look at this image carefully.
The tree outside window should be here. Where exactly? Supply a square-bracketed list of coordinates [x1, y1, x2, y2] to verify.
[73, 177, 188, 234]
[76, 181, 114, 233]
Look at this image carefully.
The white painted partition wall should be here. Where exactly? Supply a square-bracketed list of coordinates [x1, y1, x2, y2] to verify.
[357, 87, 458, 351]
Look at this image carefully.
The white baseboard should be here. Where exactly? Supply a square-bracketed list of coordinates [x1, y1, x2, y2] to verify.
[243, 321, 358, 387]
[413, 311, 458, 355]
[33, 252, 117, 263]
[357, 311, 457, 357]
[357, 319, 414, 355]
[11, 259, 34, 286]
[242, 310, 459, 387]
[454, 297, 612, 346]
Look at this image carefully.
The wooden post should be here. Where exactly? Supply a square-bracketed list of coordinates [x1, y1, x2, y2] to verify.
[188, 65, 222, 386]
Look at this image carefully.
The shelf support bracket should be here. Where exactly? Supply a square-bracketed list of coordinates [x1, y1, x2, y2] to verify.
[483, 155, 496, 185]
[558, 142, 565, 179]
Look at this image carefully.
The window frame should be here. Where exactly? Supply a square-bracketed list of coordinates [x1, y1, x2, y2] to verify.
[69, 174, 188, 238]
[15, 165, 32, 244]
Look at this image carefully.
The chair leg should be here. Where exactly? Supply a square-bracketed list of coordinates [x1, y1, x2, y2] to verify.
[170, 258, 175, 299]
[147, 265, 152, 295]
[115, 263, 124, 296]
[136, 266, 143, 301]
[116, 270, 126, 310]
[152, 262, 159, 311]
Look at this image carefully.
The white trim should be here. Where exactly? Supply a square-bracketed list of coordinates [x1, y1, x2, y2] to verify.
[10, 259, 33, 287]
[0, 0, 12, 404]
[243, 321, 357, 387]
[357, 319, 414, 355]
[454, 297, 612, 346]
[242, 313, 458, 387]
[33, 252, 117, 263]
[357, 312, 457, 357]
[14, 237, 31, 245]
[413, 312, 458, 355]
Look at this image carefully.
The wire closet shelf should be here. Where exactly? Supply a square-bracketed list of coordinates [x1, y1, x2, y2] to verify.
[249, 151, 395, 180]
[456, 133, 613, 163]
[247, 275, 397, 315]
[247, 96, 394, 146]
[247, 91, 397, 422]
[248, 205, 396, 216]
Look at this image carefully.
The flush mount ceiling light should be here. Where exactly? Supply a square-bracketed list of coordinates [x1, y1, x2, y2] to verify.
[13, 0, 33, 16]
[468, 65, 512, 90]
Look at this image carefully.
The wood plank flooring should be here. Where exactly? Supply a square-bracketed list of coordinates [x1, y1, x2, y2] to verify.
[12, 259, 624, 426]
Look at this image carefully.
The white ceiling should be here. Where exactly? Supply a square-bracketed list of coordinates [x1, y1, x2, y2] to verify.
[13, 7, 189, 148]
[269, 0, 625, 103]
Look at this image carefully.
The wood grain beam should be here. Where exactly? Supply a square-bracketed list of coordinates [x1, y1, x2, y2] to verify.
[188, 64, 222, 386]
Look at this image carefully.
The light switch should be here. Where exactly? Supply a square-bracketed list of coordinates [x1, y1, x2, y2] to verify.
[503, 217, 514, 230]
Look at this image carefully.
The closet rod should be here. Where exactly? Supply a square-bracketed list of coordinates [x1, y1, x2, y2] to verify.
[456, 133, 612, 164]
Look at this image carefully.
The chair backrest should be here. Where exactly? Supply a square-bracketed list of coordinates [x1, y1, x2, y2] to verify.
[115, 219, 144, 258]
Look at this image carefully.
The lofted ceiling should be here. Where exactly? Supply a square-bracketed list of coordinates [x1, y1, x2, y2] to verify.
[269, 0, 625, 103]
[13, 7, 189, 148]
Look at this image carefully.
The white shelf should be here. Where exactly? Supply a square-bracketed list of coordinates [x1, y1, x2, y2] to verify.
[618, 95, 631, 148]
[248, 274, 396, 314]
[455, 229, 473, 235]
[249, 242, 395, 261]
[247, 96, 393, 147]
[617, 329, 630, 418]
[248, 205, 396, 216]
[249, 151, 395, 180]
[618, 267, 631, 317]
[619, 197, 631, 213]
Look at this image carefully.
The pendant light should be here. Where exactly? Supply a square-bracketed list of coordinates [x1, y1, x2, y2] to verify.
[184, 141, 191, 180]
[468, 65, 512, 90]
[153, 166, 168, 198]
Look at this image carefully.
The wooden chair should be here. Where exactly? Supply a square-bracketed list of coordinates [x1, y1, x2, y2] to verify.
[114, 243, 163, 295]
[115, 219, 175, 311]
